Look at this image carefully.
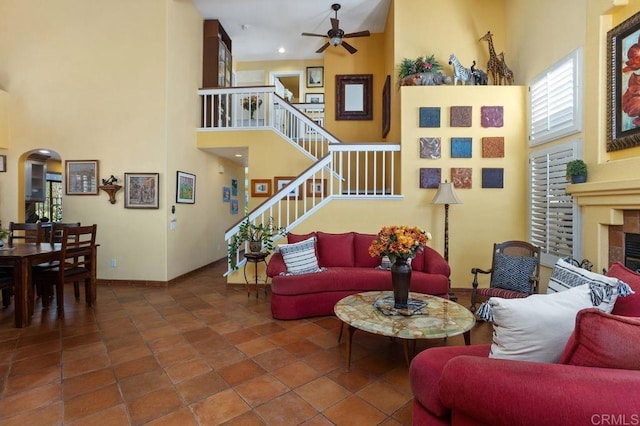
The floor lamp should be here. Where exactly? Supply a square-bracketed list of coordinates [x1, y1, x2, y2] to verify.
[431, 181, 462, 301]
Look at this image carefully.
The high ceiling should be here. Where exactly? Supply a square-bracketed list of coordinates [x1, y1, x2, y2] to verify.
[191, 0, 391, 62]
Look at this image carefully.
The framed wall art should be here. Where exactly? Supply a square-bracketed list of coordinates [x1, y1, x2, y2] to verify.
[306, 178, 327, 197]
[231, 179, 238, 196]
[607, 10, 640, 151]
[222, 186, 231, 202]
[230, 199, 239, 214]
[306, 66, 324, 88]
[124, 172, 159, 209]
[0, 155, 6, 172]
[336, 74, 373, 120]
[274, 176, 302, 200]
[65, 160, 99, 195]
[176, 171, 195, 204]
[305, 93, 325, 104]
[251, 179, 272, 197]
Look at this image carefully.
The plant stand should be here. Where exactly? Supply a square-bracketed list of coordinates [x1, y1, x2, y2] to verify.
[243, 252, 268, 298]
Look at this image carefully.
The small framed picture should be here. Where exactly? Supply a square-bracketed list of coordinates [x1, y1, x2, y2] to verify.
[307, 118, 324, 134]
[65, 160, 99, 195]
[230, 199, 239, 214]
[274, 176, 302, 200]
[222, 186, 231, 202]
[0, 155, 6, 172]
[231, 179, 238, 196]
[251, 179, 272, 197]
[176, 171, 195, 204]
[306, 178, 327, 197]
[125, 172, 159, 209]
[305, 93, 325, 104]
[306, 66, 324, 88]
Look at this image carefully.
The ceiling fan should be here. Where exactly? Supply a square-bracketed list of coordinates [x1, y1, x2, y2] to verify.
[301, 3, 371, 54]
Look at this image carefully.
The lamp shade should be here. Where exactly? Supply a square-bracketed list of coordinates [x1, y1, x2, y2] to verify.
[431, 181, 462, 205]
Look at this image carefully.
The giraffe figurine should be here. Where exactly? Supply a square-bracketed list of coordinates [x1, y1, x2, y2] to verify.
[498, 52, 514, 85]
[479, 31, 502, 85]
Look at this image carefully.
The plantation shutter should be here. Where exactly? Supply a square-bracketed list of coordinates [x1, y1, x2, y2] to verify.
[529, 142, 578, 265]
[529, 49, 582, 146]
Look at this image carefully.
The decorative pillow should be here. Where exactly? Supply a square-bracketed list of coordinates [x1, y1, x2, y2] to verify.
[547, 258, 633, 312]
[559, 308, 640, 370]
[377, 256, 392, 270]
[277, 236, 323, 276]
[482, 285, 607, 363]
[606, 262, 640, 317]
[316, 232, 355, 267]
[492, 253, 537, 293]
[354, 233, 381, 268]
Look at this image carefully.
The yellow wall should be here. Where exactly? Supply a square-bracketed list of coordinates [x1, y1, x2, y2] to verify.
[0, 90, 8, 149]
[0, 0, 241, 281]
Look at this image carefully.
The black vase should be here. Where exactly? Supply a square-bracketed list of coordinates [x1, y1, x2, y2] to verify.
[391, 258, 412, 309]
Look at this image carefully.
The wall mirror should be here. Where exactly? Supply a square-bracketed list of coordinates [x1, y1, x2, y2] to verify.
[336, 74, 373, 120]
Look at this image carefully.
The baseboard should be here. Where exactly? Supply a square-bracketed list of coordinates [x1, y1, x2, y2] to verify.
[97, 257, 227, 287]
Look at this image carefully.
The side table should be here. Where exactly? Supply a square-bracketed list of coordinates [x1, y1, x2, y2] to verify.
[243, 252, 268, 298]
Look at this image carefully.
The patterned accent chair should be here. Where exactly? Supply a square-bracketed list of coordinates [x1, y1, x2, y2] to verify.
[470, 240, 541, 312]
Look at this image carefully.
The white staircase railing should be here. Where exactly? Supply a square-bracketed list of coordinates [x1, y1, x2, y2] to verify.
[224, 143, 401, 275]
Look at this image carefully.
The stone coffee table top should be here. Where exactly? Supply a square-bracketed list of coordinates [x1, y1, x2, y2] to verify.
[334, 291, 476, 340]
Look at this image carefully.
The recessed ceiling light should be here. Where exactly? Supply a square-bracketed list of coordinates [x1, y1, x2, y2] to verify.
[235, 154, 243, 157]
[278, 47, 286, 54]
[39, 150, 50, 154]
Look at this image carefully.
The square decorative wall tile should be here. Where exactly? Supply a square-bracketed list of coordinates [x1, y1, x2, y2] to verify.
[419, 168, 441, 188]
[419, 107, 441, 128]
[451, 137, 472, 158]
[451, 168, 472, 189]
[419, 137, 441, 159]
[481, 106, 504, 127]
[482, 137, 505, 158]
[450, 106, 472, 127]
[482, 168, 504, 188]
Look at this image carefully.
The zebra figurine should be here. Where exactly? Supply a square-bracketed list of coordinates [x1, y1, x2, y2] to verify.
[448, 54, 475, 86]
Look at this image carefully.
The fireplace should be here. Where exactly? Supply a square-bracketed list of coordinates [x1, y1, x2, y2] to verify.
[625, 233, 640, 272]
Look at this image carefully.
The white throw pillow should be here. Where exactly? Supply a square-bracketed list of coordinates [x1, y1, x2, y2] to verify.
[277, 236, 322, 275]
[547, 258, 631, 312]
[487, 284, 615, 363]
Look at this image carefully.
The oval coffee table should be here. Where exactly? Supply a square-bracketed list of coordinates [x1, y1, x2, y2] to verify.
[334, 291, 476, 371]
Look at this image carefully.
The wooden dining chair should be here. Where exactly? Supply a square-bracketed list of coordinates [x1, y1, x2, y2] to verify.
[49, 222, 81, 244]
[9, 222, 44, 244]
[0, 222, 44, 308]
[34, 224, 97, 318]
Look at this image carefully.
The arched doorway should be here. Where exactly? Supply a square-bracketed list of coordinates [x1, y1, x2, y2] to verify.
[21, 149, 63, 223]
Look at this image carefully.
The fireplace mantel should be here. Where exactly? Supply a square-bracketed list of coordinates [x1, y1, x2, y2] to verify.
[567, 178, 640, 207]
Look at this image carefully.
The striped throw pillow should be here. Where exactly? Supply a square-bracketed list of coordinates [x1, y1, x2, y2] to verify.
[278, 236, 322, 275]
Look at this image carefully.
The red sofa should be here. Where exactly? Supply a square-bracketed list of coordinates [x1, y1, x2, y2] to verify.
[409, 262, 640, 425]
[266, 231, 451, 320]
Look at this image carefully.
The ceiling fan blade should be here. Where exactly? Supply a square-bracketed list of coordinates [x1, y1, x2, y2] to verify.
[316, 42, 331, 53]
[344, 30, 370, 38]
[302, 32, 328, 38]
[331, 17, 340, 31]
[342, 41, 358, 54]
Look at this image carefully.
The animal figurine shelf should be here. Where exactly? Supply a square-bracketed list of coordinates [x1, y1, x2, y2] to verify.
[498, 52, 514, 85]
[480, 31, 502, 85]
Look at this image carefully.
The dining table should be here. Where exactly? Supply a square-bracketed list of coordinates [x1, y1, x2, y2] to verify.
[0, 242, 61, 327]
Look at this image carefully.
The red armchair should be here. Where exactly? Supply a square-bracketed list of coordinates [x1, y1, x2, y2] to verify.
[410, 262, 640, 425]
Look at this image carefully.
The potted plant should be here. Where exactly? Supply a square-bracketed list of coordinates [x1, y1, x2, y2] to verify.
[398, 55, 450, 86]
[0, 228, 8, 247]
[566, 159, 588, 184]
[227, 216, 286, 270]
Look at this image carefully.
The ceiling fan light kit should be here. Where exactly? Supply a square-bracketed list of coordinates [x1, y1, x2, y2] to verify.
[301, 3, 371, 54]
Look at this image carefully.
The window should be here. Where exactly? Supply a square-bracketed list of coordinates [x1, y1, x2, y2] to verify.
[35, 173, 63, 222]
[529, 48, 582, 146]
[529, 140, 580, 266]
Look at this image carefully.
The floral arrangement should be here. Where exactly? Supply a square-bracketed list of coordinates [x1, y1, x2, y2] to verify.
[242, 95, 263, 113]
[398, 55, 442, 80]
[369, 225, 432, 263]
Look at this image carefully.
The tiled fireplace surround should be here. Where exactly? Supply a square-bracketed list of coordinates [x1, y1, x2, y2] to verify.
[608, 210, 640, 267]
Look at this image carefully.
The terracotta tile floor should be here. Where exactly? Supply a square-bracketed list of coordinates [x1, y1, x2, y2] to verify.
[0, 261, 493, 425]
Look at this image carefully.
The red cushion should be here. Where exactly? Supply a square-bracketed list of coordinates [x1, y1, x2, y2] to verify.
[606, 262, 640, 317]
[411, 251, 425, 272]
[316, 231, 355, 267]
[559, 308, 640, 370]
[287, 232, 316, 244]
[353, 233, 381, 268]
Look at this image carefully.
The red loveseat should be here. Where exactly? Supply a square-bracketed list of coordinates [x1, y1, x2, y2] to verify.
[409, 262, 640, 425]
[266, 231, 451, 320]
